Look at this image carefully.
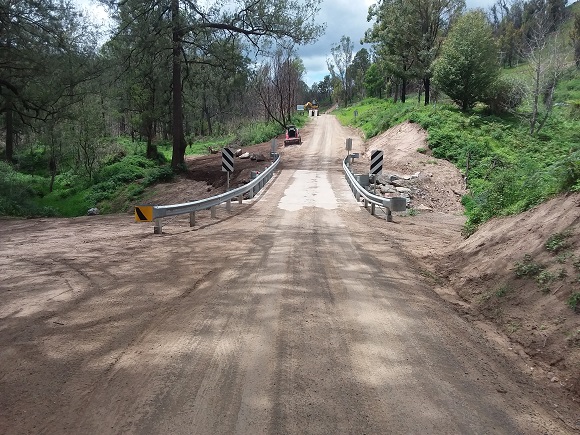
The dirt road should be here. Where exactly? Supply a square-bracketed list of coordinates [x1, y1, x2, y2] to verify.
[0, 115, 576, 434]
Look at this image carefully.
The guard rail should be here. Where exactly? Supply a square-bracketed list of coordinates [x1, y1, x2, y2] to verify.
[136, 153, 280, 234]
[343, 155, 407, 221]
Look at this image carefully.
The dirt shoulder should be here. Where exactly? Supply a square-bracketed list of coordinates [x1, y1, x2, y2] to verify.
[352, 121, 579, 428]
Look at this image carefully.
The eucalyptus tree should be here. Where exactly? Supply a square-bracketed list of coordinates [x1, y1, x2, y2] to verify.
[255, 47, 305, 128]
[327, 36, 354, 105]
[182, 36, 250, 137]
[101, 0, 324, 169]
[103, 0, 173, 158]
[523, 10, 568, 135]
[309, 75, 333, 106]
[347, 48, 370, 101]
[408, 0, 464, 104]
[364, 63, 386, 98]
[365, 0, 463, 104]
[365, 0, 418, 102]
[572, 12, 580, 68]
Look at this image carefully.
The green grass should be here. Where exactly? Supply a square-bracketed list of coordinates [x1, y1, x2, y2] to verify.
[335, 86, 580, 233]
[1, 114, 308, 217]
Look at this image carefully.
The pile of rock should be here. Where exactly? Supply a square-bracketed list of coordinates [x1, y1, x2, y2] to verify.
[370, 171, 425, 209]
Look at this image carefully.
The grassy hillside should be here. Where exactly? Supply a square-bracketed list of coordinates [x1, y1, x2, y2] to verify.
[336, 72, 580, 233]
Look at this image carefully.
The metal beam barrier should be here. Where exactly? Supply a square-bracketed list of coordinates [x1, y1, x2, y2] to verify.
[136, 154, 280, 233]
[342, 155, 406, 221]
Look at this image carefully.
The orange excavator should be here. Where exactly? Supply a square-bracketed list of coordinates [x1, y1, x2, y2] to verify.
[304, 99, 319, 111]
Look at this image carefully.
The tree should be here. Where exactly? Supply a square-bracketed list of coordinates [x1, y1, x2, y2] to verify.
[255, 47, 305, 128]
[365, 0, 416, 103]
[364, 63, 385, 98]
[432, 10, 499, 111]
[104, 0, 172, 158]
[309, 75, 333, 106]
[408, 0, 464, 104]
[348, 48, 371, 101]
[571, 12, 580, 68]
[103, 0, 324, 170]
[327, 36, 354, 105]
[0, 0, 99, 162]
[524, 11, 568, 135]
[365, 0, 464, 104]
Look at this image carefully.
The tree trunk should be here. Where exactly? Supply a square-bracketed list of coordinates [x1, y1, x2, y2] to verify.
[203, 93, 212, 135]
[170, 0, 186, 169]
[5, 104, 14, 162]
[401, 77, 407, 103]
[424, 77, 430, 106]
[530, 61, 541, 135]
[49, 155, 56, 193]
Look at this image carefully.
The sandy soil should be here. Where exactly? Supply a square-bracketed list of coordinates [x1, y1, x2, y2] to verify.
[1, 115, 579, 434]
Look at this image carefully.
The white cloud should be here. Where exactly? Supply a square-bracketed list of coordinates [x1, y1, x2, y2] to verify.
[298, 0, 498, 86]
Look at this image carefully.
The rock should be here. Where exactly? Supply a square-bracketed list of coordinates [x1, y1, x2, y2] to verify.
[87, 208, 99, 216]
[380, 185, 398, 194]
[396, 187, 412, 194]
[239, 152, 250, 159]
[234, 148, 243, 157]
[252, 153, 266, 162]
[551, 377, 560, 383]
[416, 204, 433, 212]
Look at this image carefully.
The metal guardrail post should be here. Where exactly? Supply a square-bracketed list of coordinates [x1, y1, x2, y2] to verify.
[343, 155, 406, 221]
[189, 211, 195, 227]
[154, 219, 162, 234]
[211, 206, 217, 218]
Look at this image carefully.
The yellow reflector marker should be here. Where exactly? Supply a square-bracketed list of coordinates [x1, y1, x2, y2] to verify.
[135, 206, 153, 222]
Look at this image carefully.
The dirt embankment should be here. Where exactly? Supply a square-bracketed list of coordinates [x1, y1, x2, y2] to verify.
[439, 194, 580, 400]
[355, 121, 580, 411]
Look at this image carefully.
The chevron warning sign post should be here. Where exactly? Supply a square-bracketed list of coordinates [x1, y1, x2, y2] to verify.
[222, 148, 234, 173]
[370, 150, 383, 175]
[134, 205, 153, 222]
[222, 147, 234, 190]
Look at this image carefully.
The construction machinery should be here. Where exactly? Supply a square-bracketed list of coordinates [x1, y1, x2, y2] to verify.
[284, 125, 302, 145]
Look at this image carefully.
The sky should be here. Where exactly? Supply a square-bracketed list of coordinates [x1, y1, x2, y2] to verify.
[75, 0, 499, 86]
[298, 0, 499, 86]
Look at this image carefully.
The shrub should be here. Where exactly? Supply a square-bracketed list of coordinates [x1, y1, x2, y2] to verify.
[568, 292, 580, 312]
[484, 76, 525, 114]
[545, 232, 571, 253]
[515, 254, 544, 277]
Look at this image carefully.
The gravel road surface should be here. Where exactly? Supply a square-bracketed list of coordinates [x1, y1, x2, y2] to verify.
[0, 115, 574, 434]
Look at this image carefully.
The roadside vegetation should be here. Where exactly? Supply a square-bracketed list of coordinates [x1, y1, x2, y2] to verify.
[0, 116, 305, 217]
[335, 91, 579, 234]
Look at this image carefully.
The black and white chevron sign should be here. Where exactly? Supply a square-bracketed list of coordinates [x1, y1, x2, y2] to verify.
[222, 148, 234, 173]
[370, 150, 383, 175]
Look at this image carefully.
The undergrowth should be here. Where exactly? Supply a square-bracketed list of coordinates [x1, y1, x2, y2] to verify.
[1, 114, 308, 217]
[336, 91, 580, 234]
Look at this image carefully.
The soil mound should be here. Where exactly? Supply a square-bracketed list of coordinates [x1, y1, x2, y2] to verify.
[439, 193, 580, 399]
